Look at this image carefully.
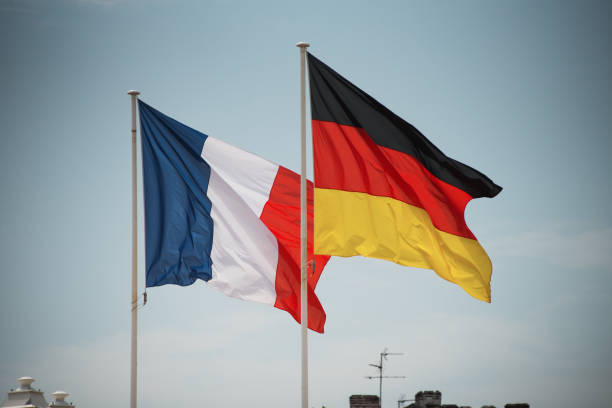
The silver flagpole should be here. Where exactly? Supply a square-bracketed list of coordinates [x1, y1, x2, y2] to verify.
[296, 41, 310, 408]
[128, 89, 140, 408]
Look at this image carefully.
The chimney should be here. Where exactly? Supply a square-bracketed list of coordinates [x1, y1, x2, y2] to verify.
[49, 391, 74, 407]
[16, 377, 35, 391]
[415, 390, 442, 407]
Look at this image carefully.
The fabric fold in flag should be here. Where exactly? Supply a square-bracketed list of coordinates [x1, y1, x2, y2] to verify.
[139, 100, 329, 332]
[307, 52, 501, 302]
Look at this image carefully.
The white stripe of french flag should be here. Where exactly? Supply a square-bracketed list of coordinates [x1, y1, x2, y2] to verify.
[201, 137, 328, 333]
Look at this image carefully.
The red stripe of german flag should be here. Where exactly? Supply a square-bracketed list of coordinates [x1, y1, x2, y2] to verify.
[308, 53, 502, 302]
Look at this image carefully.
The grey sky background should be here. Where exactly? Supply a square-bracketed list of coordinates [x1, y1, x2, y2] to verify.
[1, 1, 611, 407]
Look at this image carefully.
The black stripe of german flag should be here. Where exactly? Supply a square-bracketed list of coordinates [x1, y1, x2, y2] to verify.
[308, 52, 501, 302]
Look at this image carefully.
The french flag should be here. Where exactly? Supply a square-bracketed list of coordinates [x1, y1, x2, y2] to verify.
[138, 101, 329, 332]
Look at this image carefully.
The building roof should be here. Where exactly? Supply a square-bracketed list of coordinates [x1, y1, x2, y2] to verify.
[1, 377, 74, 408]
[349, 394, 381, 408]
[1, 390, 48, 408]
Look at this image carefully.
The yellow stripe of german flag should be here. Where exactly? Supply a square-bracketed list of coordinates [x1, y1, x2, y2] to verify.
[315, 188, 492, 302]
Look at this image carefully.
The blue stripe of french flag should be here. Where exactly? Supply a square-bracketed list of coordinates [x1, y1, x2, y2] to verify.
[138, 101, 328, 332]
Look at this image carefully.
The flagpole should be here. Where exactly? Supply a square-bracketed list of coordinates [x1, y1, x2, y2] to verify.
[128, 89, 140, 408]
[296, 41, 310, 408]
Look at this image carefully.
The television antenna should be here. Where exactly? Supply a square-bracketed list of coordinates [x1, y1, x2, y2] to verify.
[364, 348, 405, 407]
[397, 393, 414, 408]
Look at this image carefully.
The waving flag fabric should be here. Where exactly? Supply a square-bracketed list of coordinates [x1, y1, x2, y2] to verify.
[139, 100, 329, 332]
[307, 53, 501, 302]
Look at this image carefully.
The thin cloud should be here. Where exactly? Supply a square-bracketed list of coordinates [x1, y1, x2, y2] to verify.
[489, 225, 612, 269]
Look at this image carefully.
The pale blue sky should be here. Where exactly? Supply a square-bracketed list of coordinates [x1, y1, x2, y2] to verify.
[1, 1, 611, 407]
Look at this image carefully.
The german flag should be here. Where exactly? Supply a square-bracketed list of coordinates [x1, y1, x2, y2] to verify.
[308, 53, 502, 302]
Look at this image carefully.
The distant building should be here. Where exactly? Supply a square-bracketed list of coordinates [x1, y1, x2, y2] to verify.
[349, 394, 380, 408]
[1, 377, 75, 408]
[401, 390, 527, 408]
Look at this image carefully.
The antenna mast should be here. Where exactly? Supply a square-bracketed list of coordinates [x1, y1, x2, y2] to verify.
[397, 394, 414, 408]
[365, 348, 405, 407]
